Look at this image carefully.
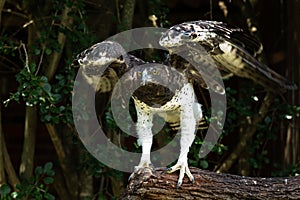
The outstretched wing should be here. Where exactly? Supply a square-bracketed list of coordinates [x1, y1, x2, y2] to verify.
[160, 20, 297, 92]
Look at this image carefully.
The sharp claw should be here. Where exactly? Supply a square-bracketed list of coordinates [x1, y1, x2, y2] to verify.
[166, 167, 172, 172]
[149, 163, 155, 170]
[128, 173, 134, 181]
[166, 162, 194, 187]
[129, 162, 155, 182]
[177, 181, 182, 189]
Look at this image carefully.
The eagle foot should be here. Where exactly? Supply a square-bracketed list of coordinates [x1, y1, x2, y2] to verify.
[166, 161, 194, 188]
[128, 162, 155, 181]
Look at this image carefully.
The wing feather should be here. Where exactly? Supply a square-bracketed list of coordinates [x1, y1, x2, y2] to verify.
[159, 20, 297, 92]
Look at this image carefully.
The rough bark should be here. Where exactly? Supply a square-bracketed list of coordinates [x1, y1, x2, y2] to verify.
[44, 3, 74, 80]
[78, 146, 94, 200]
[53, 166, 72, 200]
[19, 14, 38, 180]
[19, 106, 37, 179]
[120, 167, 300, 200]
[119, 0, 136, 31]
[2, 131, 20, 189]
[78, 169, 93, 200]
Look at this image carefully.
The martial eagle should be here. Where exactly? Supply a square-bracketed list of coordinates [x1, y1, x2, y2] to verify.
[73, 20, 297, 188]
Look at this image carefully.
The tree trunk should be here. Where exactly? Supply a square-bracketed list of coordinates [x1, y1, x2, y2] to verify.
[120, 167, 300, 199]
[45, 123, 78, 199]
[53, 167, 72, 200]
[19, 14, 38, 180]
[19, 106, 37, 179]
[2, 131, 20, 190]
[44, 3, 74, 80]
[119, 0, 136, 31]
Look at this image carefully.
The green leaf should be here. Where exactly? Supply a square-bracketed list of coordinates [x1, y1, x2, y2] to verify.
[43, 177, 54, 185]
[45, 48, 52, 55]
[55, 74, 64, 80]
[40, 76, 48, 83]
[15, 184, 22, 191]
[59, 105, 65, 112]
[29, 62, 36, 72]
[43, 115, 52, 122]
[34, 48, 41, 55]
[51, 94, 62, 102]
[44, 193, 55, 200]
[217, 146, 223, 155]
[44, 162, 53, 173]
[35, 166, 43, 175]
[264, 116, 271, 124]
[0, 184, 11, 195]
[29, 176, 35, 184]
[52, 116, 60, 124]
[43, 83, 52, 95]
[199, 160, 209, 169]
[11, 191, 19, 198]
[46, 169, 55, 177]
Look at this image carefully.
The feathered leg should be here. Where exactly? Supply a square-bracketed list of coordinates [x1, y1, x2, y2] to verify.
[167, 84, 200, 188]
[129, 99, 154, 180]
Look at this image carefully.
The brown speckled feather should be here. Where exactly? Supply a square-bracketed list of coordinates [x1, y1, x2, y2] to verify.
[160, 20, 297, 92]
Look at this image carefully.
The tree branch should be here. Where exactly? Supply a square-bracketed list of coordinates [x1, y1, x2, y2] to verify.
[19, 106, 37, 179]
[2, 130, 20, 189]
[1, 97, 20, 189]
[45, 3, 74, 80]
[53, 166, 72, 200]
[19, 19, 38, 180]
[45, 123, 78, 199]
[120, 167, 300, 199]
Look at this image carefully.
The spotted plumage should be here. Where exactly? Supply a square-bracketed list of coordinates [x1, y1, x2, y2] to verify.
[160, 20, 297, 92]
[73, 20, 296, 188]
[74, 41, 202, 187]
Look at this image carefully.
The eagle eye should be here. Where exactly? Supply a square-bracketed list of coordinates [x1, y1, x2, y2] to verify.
[152, 70, 158, 75]
[137, 71, 142, 77]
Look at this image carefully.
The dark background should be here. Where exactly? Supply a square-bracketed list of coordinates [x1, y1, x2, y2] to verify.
[0, 0, 299, 199]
